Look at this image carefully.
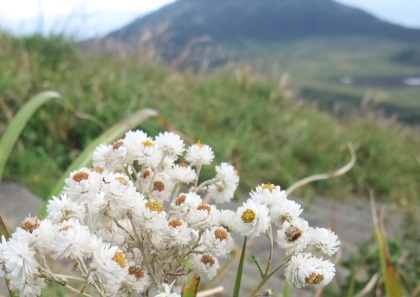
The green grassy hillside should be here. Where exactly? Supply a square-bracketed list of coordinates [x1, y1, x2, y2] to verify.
[0, 33, 419, 208]
[99, 0, 420, 124]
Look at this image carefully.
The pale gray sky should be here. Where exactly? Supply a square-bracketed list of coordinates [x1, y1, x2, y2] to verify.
[0, 0, 419, 39]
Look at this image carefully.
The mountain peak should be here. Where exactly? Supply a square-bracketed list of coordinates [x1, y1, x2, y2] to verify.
[102, 0, 420, 62]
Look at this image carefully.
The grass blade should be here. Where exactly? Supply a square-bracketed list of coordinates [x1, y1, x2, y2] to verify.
[233, 236, 247, 297]
[182, 276, 200, 297]
[370, 192, 403, 297]
[0, 91, 60, 181]
[39, 108, 159, 217]
[251, 255, 265, 279]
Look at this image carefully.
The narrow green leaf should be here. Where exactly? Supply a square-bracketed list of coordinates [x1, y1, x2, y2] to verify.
[346, 275, 356, 297]
[371, 194, 403, 297]
[251, 255, 265, 279]
[182, 276, 200, 297]
[0, 91, 60, 181]
[374, 228, 403, 297]
[39, 108, 159, 217]
[233, 236, 247, 297]
[283, 281, 291, 297]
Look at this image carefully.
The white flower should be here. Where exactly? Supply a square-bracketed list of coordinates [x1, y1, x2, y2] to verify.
[119, 264, 150, 294]
[250, 183, 287, 206]
[189, 254, 219, 280]
[160, 219, 197, 247]
[95, 222, 128, 246]
[51, 219, 92, 260]
[91, 243, 128, 293]
[200, 226, 235, 258]
[132, 199, 168, 232]
[167, 164, 197, 184]
[208, 163, 239, 204]
[185, 141, 215, 167]
[13, 217, 57, 250]
[285, 253, 335, 288]
[170, 193, 203, 219]
[92, 143, 113, 170]
[1, 237, 39, 285]
[217, 209, 239, 233]
[155, 282, 181, 297]
[10, 275, 46, 297]
[155, 132, 185, 158]
[148, 174, 175, 203]
[124, 130, 149, 163]
[184, 204, 217, 229]
[125, 131, 161, 166]
[46, 194, 86, 223]
[276, 219, 311, 254]
[269, 199, 303, 227]
[107, 139, 130, 169]
[64, 168, 101, 204]
[235, 199, 270, 237]
[102, 173, 138, 218]
[308, 227, 340, 256]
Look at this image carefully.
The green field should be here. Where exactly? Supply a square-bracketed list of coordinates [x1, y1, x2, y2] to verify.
[234, 36, 420, 123]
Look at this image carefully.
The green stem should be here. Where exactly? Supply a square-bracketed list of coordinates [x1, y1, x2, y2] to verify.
[233, 237, 247, 297]
[246, 255, 292, 297]
[264, 225, 274, 276]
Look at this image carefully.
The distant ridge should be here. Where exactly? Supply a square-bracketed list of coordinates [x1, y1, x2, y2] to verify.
[100, 0, 420, 62]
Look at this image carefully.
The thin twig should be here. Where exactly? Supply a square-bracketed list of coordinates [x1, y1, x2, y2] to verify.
[353, 273, 380, 297]
[0, 214, 14, 297]
[197, 286, 224, 297]
[286, 143, 356, 195]
[0, 214, 11, 238]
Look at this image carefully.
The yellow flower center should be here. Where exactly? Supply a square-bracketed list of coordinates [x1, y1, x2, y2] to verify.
[59, 225, 73, 232]
[262, 183, 278, 192]
[146, 201, 165, 213]
[197, 140, 205, 148]
[175, 195, 187, 206]
[93, 167, 105, 174]
[21, 218, 40, 233]
[201, 254, 215, 266]
[285, 225, 302, 242]
[153, 181, 165, 192]
[306, 273, 324, 285]
[117, 177, 129, 186]
[214, 229, 228, 241]
[241, 209, 256, 223]
[142, 170, 151, 178]
[113, 141, 125, 150]
[142, 140, 155, 147]
[112, 251, 127, 268]
[72, 172, 90, 182]
[169, 219, 183, 228]
[129, 266, 145, 279]
[197, 204, 211, 213]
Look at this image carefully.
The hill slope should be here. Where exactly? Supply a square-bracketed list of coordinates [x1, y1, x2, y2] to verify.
[95, 0, 420, 124]
[104, 0, 420, 60]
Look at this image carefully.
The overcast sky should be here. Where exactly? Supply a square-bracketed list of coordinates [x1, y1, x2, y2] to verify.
[1, 0, 419, 39]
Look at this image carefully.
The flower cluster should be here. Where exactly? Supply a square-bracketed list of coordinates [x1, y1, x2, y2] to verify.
[0, 130, 339, 297]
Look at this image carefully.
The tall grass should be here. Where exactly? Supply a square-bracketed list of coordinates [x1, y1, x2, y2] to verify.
[0, 32, 419, 207]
